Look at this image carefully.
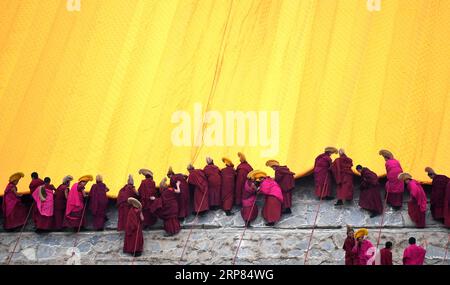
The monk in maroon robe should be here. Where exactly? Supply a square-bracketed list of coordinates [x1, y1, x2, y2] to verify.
[379, 150, 404, 210]
[356, 165, 383, 217]
[150, 178, 181, 236]
[425, 167, 449, 221]
[445, 181, 450, 228]
[32, 177, 55, 232]
[241, 177, 258, 227]
[342, 225, 357, 265]
[117, 175, 138, 231]
[314, 147, 337, 200]
[54, 175, 72, 230]
[123, 197, 144, 257]
[235, 152, 253, 206]
[403, 237, 426, 265]
[167, 167, 190, 220]
[221, 157, 236, 216]
[63, 175, 92, 230]
[204, 157, 222, 210]
[400, 173, 427, 228]
[331, 149, 354, 205]
[29, 172, 44, 226]
[2, 172, 28, 231]
[187, 164, 209, 215]
[380, 241, 393, 265]
[89, 175, 109, 231]
[137, 169, 158, 228]
[266, 160, 295, 214]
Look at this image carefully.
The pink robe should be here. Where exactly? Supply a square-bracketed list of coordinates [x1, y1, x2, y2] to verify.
[137, 178, 158, 227]
[188, 169, 209, 213]
[53, 184, 68, 230]
[241, 180, 258, 223]
[150, 188, 180, 235]
[89, 182, 109, 230]
[331, 154, 354, 201]
[2, 183, 29, 230]
[123, 208, 143, 254]
[32, 186, 54, 230]
[430, 175, 449, 220]
[170, 174, 190, 219]
[274, 165, 295, 210]
[29, 178, 44, 225]
[259, 178, 283, 224]
[403, 244, 426, 265]
[407, 180, 427, 228]
[384, 159, 404, 207]
[116, 184, 138, 231]
[235, 161, 253, 206]
[220, 166, 236, 211]
[352, 239, 375, 265]
[314, 153, 332, 198]
[204, 164, 222, 207]
[359, 168, 383, 214]
[63, 183, 87, 228]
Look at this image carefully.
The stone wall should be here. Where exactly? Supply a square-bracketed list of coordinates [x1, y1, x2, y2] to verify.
[1, 175, 449, 265]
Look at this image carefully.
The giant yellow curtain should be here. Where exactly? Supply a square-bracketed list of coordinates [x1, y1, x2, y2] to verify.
[1, 0, 450, 197]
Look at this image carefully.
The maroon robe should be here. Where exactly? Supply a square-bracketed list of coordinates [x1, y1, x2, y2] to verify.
[445, 181, 450, 228]
[63, 184, 87, 229]
[187, 169, 209, 213]
[359, 168, 383, 215]
[170, 174, 190, 219]
[331, 154, 354, 200]
[117, 185, 138, 231]
[407, 181, 427, 228]
[240, 181, 258, 223]
[235, 161, 253, 206]
[123, 207, 144, 254]
[221, 166, 236, 211]
[204, 164, 222, 207]
[29, 178, 44, 225]
[53, 184, 68, 230]
[314, 153, 333, 198]
[150, 187, 181, 235]
[89, 182, 109, 230]
[2, 183, 29, 230]
[342, 236, 357, 265]
[430, 175, 449, 220]
[380, 248, 393, 265]
[274, 165, 295, 210]
[138, 178, 158, 227]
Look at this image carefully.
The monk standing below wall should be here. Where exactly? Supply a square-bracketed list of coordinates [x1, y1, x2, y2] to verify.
[403, 237, 426, 265]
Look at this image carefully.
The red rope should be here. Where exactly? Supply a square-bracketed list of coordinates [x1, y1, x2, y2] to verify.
[6, 203, 34, 265]
[179, 187, 208, 263]
[304, 173, 329, 265]
[232, 190, 258, 265]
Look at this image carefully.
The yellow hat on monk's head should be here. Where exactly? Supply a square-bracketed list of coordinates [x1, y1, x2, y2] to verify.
[222, 157, 234, 167]
[78, 175, 93, 183]
[265, 160, 279, 168]
[379, 149, 393, 159]
[354, 228, 369, 239]
[237, 152, 246, 163]
[9, 172, 24, 183]
[324, 147, 338, 154]
[127, 197, 142, 209]
[398, 172, 412, 182]
[167, 166, 175, 177]
[139, 168, 153, 177]
[424, 167, 435, 176]
[246, 170, 258, 180]
[251, 170, 267, 181]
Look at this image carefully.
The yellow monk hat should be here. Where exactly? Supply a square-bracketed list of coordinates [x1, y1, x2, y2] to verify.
[139, 168, 153, 177]
[246, 170, 258, 180]
[9, 172, 24, 183]
[379, 149, 393, 159]
[251, 170, 267, 181]
[127, 197, 142, 209]
[78, 175, 93, 183]
[222, 157, 234, 167]
[354, 228, 369, 239]
[265, 160, 279, 167]
[424, 167, 435, 175]
[398, 172, 412, 181]
[324, 147, 338, 154]
[237, 152, 246, 162]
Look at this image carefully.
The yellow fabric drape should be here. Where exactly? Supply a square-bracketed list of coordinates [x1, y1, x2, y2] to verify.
[1, 0, 449, 197]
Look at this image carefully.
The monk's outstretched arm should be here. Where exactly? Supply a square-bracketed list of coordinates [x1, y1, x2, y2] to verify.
[12, 186, 22, 197]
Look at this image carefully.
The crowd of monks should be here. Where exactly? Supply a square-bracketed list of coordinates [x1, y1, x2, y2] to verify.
[2, 147, 449, 259]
